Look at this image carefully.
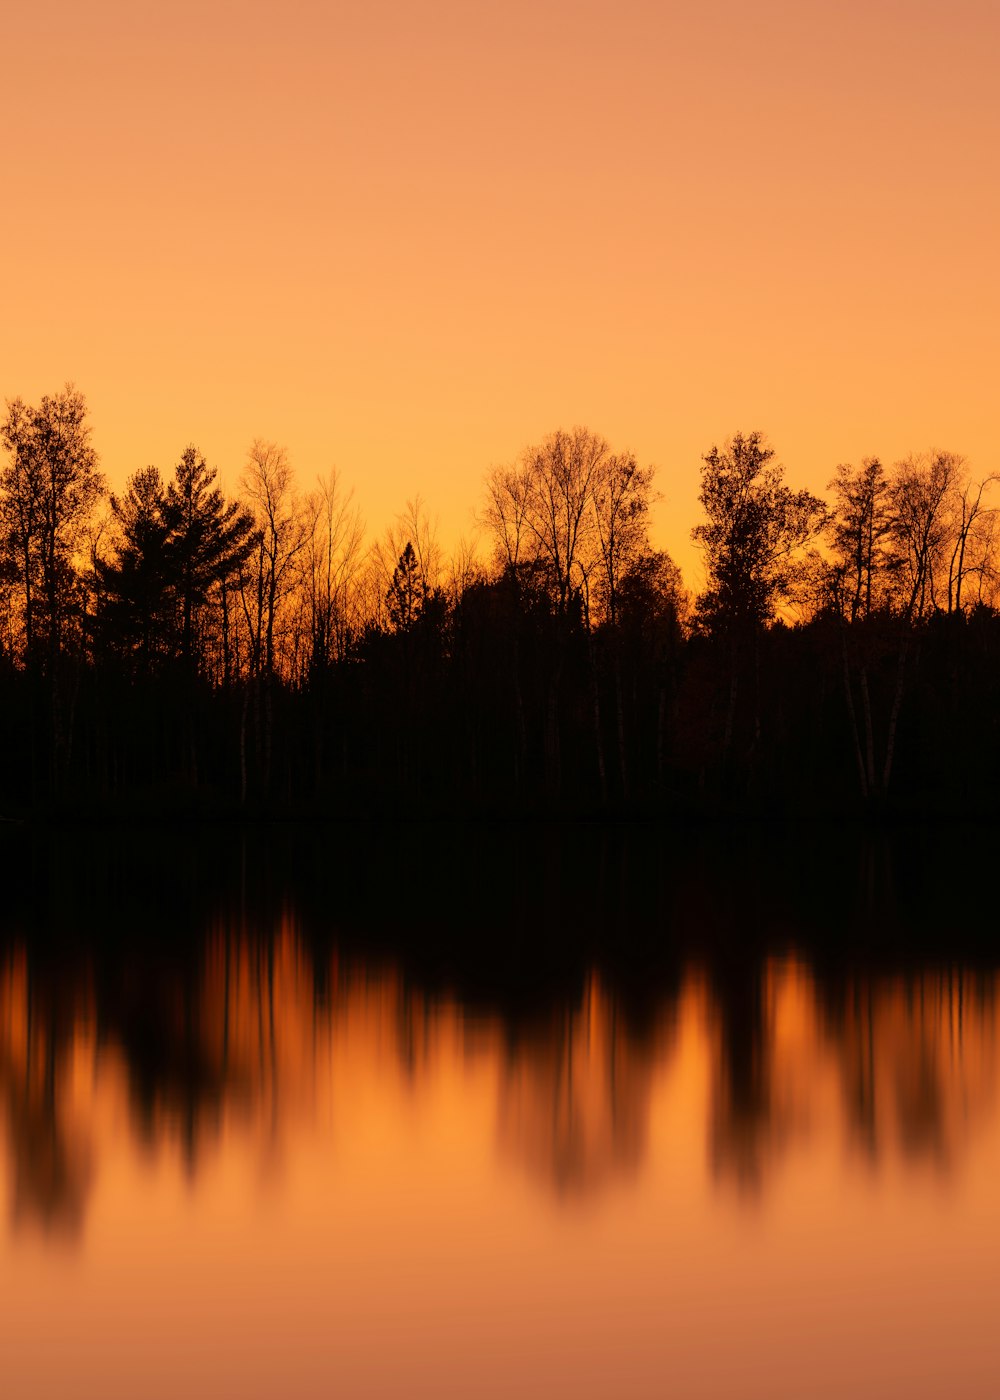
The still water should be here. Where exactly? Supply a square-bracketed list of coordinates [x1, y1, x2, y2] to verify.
[1, 825, 999, 1398]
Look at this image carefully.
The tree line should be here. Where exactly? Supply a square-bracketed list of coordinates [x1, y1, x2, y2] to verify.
[2, 384, 999, 815]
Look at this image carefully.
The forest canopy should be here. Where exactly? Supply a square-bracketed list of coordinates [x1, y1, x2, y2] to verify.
[2, 386, 998, 817]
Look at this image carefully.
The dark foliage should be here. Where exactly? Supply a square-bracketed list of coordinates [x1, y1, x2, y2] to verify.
[2, 403, 999, 818]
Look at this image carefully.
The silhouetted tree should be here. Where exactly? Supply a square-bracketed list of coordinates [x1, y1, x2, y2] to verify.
[522, 428, 608, 614]
[613, 550, 687, 790]
[890, 451, 963, 621]
[691, 432, 824, 783]
[164, 447, 256, 673]
[239, 441, 308, 679]
[303, 469, 364, 675]
[483, 464, 532, 577]
[97, 466, 177, 673]
[826, 458, 896, 622]
[591, 450, 657, 628]
[0, 386, 105, 795]
[693, 432, 825, 635]
[386, 542, 426, 633]
[946, 470, 999, 613]
[0, 385, 104, 670]
[823, 452, 997, 804]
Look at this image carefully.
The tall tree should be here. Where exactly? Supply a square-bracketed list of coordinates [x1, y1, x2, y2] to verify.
[889, 451, 962, 621]
[947, 471, 999, 613]
[693, 432, 825, 635]
[591, 451, 656, 628]
[97, 466, 176, 672]
[239, 440, 308, 679]
[0, 385, 104, 669]
[826, 458, 896, 622]
[691, 432, 824, 777]
[522, 428, 608, 614]
[303, 469, 365, 675]
[164, 447, 256, 673]
[386, 542, 427, 633]
[482, 464, 532, 578]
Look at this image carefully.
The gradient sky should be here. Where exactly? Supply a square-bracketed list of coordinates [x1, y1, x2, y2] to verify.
[3, 0, 997, 583]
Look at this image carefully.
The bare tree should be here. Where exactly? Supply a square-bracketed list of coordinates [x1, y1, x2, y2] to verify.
[445, 533, 483, 611]
[237, 441, 309, 796]
[522, 428, 608, 613]
[482, 465, 532, 575]
[826, 458, 896, 622]
[889, 451, 962, 621]
[369, 496, 443, 630]
[946, 471, 998, 614]
[302, 469, 365, 672]
[239, 441, 309, 678]
[964, 504, 1000, 607]
[591, 450, 656, 627]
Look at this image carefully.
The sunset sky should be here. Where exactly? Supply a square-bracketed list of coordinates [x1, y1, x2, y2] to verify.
[3, 0, 997, 584]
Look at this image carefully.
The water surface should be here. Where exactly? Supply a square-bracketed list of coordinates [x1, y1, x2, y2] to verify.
[1, 825, 998, 1398]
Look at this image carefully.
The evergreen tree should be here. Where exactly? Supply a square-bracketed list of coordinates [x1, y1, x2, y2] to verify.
[164, 447, 257, 671]
[97, 466, 177, 672]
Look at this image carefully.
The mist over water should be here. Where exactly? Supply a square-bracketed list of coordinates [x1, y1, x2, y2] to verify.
[1, 824, 999, 1398]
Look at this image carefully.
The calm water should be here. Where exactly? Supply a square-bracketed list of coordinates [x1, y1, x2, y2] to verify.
[1, 825, 999, 1398]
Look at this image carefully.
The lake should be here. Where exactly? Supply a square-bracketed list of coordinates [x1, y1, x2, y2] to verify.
[1, 823, 998, 1398]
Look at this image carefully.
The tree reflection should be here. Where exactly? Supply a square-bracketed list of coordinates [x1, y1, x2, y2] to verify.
[0, 952, 93, 1236]
[817, 968, 999, 1171]
[2, 842, 1000, 1238]
[495, 974, 675, 1197]
[707, 963, 780, 1190]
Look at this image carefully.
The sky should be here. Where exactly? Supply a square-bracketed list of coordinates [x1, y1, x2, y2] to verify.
[3, 0, 998, 586]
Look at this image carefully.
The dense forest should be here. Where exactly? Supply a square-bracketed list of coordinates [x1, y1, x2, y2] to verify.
[2, 384, 999, 818]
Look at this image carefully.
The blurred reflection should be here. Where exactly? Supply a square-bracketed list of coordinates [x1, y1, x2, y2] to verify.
[707, 959, 792, 1191]
[0, 951, 94, 1236]
[818, 967, 999, 1170]
[4, 917, 1000, 1241]
[705, 958, 1000, 1192]
[496, 974, 675, 1196]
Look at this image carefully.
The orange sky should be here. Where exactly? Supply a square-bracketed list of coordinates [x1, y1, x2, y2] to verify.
[3, 0, 997, 585]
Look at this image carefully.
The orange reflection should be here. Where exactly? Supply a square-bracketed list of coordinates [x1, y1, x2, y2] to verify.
[3, 938, 1000, 1229]
[496, 972, 674, 1196]
[4, 938, 1000, 1399]
[0, 950, 94, 1236]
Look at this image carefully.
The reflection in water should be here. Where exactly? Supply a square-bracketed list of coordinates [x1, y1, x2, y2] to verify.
[706, 961, 999, 1191]
[820, 969, 998, 1170]
[0, 952, 94, 1236]
[3, 918, 999, 1232]
[4, 830, 1000, 1399]
[496, 974, 673, 1195]
[708, 959, 796, 1191]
